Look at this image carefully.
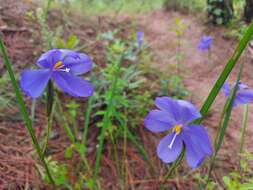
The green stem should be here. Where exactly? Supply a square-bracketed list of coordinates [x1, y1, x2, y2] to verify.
[214, 99, 229, 147]
[43, 80, 54, 154]
[43, 101, 55, 154]
[81, 96, 94, 156]
[31, 99, 37, 125]
[55, 93, 76, 143]
[239, 104, 249, 154]
[160, 148, 185, 190]
[208, 48, 211, 65]
[46, 80, 54, 117]
[0, 38, 55, 185]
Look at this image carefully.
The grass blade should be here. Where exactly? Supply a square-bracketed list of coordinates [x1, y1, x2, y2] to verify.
[198, 21, 253, 121]
[0, 38, 55, 185]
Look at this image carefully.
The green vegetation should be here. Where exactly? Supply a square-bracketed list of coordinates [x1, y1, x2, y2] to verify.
[1, 0, 253, 189]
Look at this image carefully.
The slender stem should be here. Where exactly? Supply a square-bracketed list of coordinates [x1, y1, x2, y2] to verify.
[0, 38, 55, 185]
[110, 132, 120, 175]
[55, 93, 76, 143]
[123, 118, 127, 190]
[239, 104, 249, 154]
[214, 99, 229, 147]
[81, 96, 94, 156]
[208, 48, 211, 65]
[160, 148, 185, 190]
[46, 80, 54, 117]
[176, 35, 181, 75]
[43, 101, 55, 154]
[43, 80, 54, 154]
[31, 99, 37, 125]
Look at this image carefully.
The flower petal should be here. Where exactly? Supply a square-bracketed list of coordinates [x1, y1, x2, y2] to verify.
[154, 97, 180, 121]
[184, 125, 212, 156]
[52, 72, 94, 97]
[177, 100, 201, 124]
[221, 82, 230, 97]
[182, 131, 206, 168]
[63, 52, 93, 75]
[236, 89, 253, 105]
[198, 36, 213, 51]
[20, 69, 51, 98]
[137, 31, 144, 48]
[157, 133, 183, 163]
[144, 110, 175, 132]
[37, 49, 62, 69]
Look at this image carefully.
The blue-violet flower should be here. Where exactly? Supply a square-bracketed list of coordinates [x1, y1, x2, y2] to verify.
[20, 49, 94, 98]
[198, 36, 213, 51]
[222, 82, 253, 107]
[144, 97, 212, 168]
[137, 31, 144, 48]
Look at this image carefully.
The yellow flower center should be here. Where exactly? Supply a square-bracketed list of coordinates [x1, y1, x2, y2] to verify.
[173, 124, 182, 135]
[54, 61, 65, 69]
[53, 61, 70, 73]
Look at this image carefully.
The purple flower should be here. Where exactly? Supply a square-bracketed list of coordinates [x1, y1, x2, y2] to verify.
[144, 97, 212, 168]
[222, 82, 253, 107]
[198, 36, 213, 51]
[20, 49, 94, 98]
[137, 31, 144, 48]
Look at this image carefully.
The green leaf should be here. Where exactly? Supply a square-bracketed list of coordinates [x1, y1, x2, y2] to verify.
[64, 145, 73, 159]
[216, 18, 223, 25]
[66, 34, 79, 49]
[213, 8, 222, 16]
[223, 176, 231, 187]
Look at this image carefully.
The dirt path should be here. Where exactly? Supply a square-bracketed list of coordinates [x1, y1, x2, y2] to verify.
[138, 10, 253, 152]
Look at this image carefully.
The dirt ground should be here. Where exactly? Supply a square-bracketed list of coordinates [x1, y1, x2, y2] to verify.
[1, 1, 253, 189]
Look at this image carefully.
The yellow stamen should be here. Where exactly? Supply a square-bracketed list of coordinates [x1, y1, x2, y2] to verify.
[173, 124, 182, 135]
[168, 124, 183, 149]
[54, 61, 64, 69]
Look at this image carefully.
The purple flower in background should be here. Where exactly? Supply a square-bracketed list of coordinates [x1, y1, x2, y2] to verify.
[137, 31, 144, 48]
[222, 82, 253, 107]
[20, 49, 94, 98]
[144, 97, 212, 168]
[198, 36, 213, 51]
